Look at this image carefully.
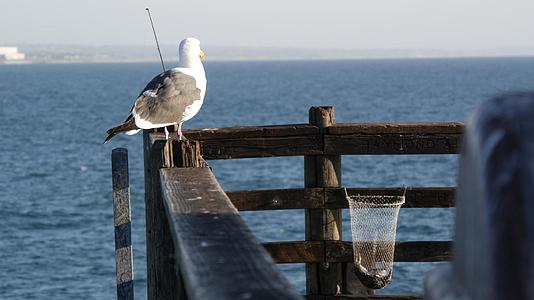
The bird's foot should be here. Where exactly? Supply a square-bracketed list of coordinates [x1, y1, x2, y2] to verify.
[164, 127, 170, 140]
[177, 126, 187, 141]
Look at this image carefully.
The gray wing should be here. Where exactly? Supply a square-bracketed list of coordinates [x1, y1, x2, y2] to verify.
[133, 70, 201, 125]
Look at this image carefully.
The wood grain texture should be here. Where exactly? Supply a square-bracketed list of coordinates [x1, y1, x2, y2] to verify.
[305, 106, 344, 296]
[183, 124, 320, 139]
[325, 121, 463, 156]
[160, 167, 302, 300]
[227, 188, 324, 211]
[327, 123, 464, 135]
[326, 241, 452, 263]
[263, 241, 324, 263]
[227, 187, 455, 211]
[307, 295, 422, 300]
[325, 187, 455, 209]
[200, 135, 323, 159]
[151, 131, 322, 159]
[143, 131, 178, 300]
[172, 139, 206, 168]
[324, 134, 462, 155]
[152, 124, 322, 160]
[147, 123, 464, 159]
[262, 241, 452, 263]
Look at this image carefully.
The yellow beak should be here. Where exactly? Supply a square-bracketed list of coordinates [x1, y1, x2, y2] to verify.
[199, 50, 206, 60]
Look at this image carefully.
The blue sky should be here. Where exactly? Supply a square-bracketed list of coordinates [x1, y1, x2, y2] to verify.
[1, 0, 533, 53]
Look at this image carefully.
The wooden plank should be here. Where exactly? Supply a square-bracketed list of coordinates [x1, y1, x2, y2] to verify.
[325, 187, 455, 209]
[305, 106, 344, 295]
[160, 167, 302, 300]
[111, 148, 134, 300]
[200, 135, 323, 159]
[326, 122, 463, 156]
[263, 241, 452, 263]
[157, 124, 322, 160]
[171, 139, 207, 168]
[152, 124, 464, 159]
[183, 123, 462, 139]
[227, 187, 454, 211]
[151, 123, 463, 159]
[151, 131, 322, 159]
[264, 241, 322, 264]
[227, 188, 324, 211]
[328, 123, 464, 135]
[183, 124, 320, 139]
[173, 139, 207, 299]
[327, 241, 452, 263]
[307, 295, 422, 300]
[263, 241, 323, 263]
[325, 133, 462, 155]
[143, 131, 178, 300]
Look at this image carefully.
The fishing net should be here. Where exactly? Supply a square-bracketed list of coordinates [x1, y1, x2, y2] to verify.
[346, 189, 405, 289]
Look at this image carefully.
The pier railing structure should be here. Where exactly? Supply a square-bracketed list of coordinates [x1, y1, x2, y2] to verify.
[143, 106, 462, 300]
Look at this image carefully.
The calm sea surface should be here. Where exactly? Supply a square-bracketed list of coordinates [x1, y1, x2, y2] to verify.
[1, 58, 534, 299]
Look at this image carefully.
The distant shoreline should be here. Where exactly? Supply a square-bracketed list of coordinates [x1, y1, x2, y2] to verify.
[1, 54, 534, 65]
[4, 44, 532, 65]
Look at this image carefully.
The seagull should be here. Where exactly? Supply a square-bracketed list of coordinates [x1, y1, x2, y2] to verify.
[104, 37, 206, 143]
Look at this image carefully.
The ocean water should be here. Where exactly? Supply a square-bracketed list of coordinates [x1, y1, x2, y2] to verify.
[1, 58, 534, 299]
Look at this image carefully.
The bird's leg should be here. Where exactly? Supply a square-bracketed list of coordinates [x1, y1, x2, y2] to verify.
[177, 122, 187, 141]
[164, 127, 170, 140]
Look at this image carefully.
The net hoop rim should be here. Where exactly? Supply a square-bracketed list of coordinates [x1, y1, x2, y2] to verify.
[347, 195, 405, 206]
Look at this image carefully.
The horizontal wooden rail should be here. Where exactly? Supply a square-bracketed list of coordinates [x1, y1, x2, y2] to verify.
[183, 124, 321, 159]
[328, 123, 464, 135]
[227, 188, 324, 210]
[184, 124, 320, 139]
[326, 187, 455, 209]
[264, 241, 323, 263]
[325, 122, 463, 155]
[263, 241, 452, 263]
[307, 295, 422, 300]
[160, 167, 302, 300]
[148, 123, 465, 159]
[227, 187, 455, 211]
[327, 241, 452, 263]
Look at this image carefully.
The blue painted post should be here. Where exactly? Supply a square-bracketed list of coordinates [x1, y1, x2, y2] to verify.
[112, 148, 134, 300]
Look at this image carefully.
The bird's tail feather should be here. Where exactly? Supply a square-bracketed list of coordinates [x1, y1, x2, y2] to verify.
[104, 117, 139, 143]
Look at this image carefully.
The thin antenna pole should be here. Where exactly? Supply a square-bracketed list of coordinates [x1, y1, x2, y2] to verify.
[146, 8, 166, 72]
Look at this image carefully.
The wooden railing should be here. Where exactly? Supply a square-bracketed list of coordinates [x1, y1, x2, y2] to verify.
[148, 121, 462, 159]
[143, 106, 463, 300]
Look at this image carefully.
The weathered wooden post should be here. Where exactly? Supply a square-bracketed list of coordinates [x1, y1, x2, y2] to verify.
[112, 148, 134, 300]
[144, 126, 206, 300]
[144, 128, 179, 300]
[171, 139, 205, 168]
[305, 106, 343, 296]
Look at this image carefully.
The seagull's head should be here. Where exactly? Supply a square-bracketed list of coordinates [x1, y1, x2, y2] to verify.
[178, 37, 205, 67]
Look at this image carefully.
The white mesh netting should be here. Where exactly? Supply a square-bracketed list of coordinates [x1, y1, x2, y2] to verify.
[346, 190, 405, 289]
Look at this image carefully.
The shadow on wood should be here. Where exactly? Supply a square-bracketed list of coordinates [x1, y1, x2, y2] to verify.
[160, 167, 302, 300]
